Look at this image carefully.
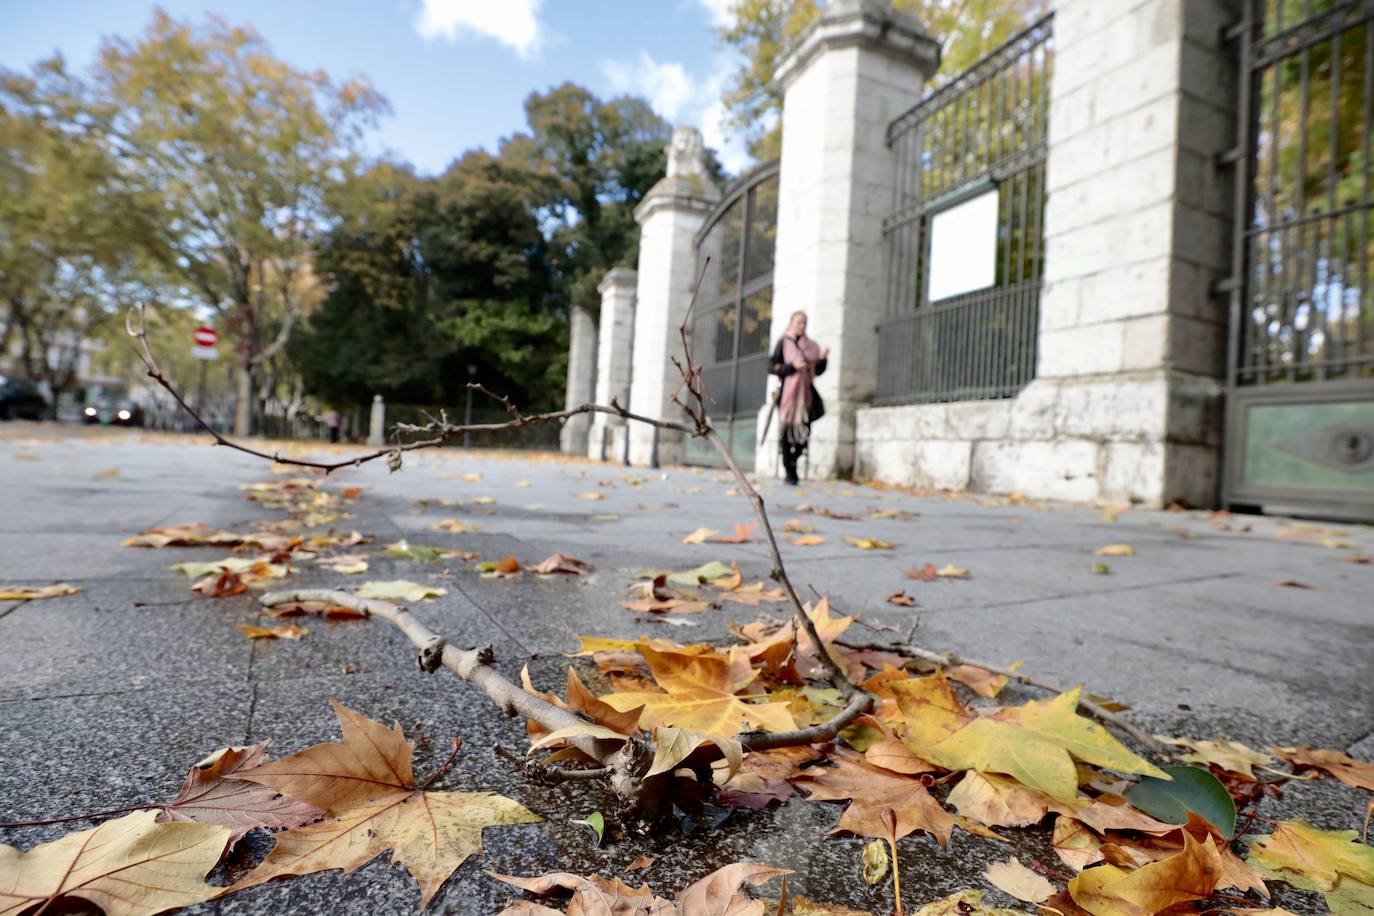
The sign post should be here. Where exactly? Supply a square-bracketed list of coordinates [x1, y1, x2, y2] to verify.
[191, 327, 219, 414]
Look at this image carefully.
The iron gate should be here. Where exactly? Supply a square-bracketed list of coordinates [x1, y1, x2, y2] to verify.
[685, 159, 779, 468]
[1225, 0, 1374, 518]
[876, 14, 1053, 405]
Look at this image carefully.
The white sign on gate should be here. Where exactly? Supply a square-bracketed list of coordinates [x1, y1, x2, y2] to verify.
[926, 189, 1000, 302]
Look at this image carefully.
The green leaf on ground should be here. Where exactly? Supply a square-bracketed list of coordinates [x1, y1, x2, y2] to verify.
[666, 561, 733, 586]
[1126, 765, 1236, 837]
[572, 811, 605, 846]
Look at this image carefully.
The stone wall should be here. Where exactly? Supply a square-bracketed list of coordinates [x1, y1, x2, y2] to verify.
[855, 0, 1238, 507]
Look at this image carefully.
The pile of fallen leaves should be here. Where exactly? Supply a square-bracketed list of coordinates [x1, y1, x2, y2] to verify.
[503, 595, 1374, 915]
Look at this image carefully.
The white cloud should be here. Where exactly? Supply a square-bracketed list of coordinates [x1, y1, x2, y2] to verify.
[601, 50, 753, 176]
[601, 51, 694, 121]
[415, 0, 543, 58]
[696, 0, 735, 28]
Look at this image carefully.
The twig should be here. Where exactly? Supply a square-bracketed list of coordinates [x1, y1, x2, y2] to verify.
[418, 738, 464, 790]
[0, 803, 148, 830]
[669, 312, 857, 697]
[125, 304, 691, 475]
[738, 691, 872, 752]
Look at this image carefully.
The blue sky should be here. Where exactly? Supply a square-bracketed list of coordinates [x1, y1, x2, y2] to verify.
[0, 0, 753, 175]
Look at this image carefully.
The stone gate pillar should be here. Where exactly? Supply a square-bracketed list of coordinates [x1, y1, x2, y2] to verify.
[627, 127, 721, 467]
[559, 304, 597, 455]
[762, 0, 940, 479]
[1021, 0, 1238, 506]
[588, 267, 637, 461]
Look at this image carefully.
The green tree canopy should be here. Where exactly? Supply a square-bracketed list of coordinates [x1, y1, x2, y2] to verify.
[718, 0, 1049, 160]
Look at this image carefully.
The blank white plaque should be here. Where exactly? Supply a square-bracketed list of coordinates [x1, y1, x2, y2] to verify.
[926, 189, 999, 302]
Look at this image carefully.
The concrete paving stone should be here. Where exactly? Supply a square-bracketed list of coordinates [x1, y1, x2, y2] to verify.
[1, 426, 1371, 914]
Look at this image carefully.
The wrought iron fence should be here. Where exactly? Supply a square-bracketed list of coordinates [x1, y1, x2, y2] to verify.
[685, 159, 779, 465]
[1231, 0, 1374, 386]
[876, 14, 1053, 407]
[876, 281, 1040, 404]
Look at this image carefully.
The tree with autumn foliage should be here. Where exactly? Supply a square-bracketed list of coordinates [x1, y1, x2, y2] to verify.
[718, 0, 1051, 159]
[58, 11, 387, 436]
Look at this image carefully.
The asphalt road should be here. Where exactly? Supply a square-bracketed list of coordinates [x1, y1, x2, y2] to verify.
[0, 423, 1370, 914]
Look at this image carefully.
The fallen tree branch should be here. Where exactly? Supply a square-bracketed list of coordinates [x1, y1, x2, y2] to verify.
[126, 305, 690, 475]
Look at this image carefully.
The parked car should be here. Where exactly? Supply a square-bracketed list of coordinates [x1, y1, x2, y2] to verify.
[82, 389, 144, 427]
[0, 376, 48, 420]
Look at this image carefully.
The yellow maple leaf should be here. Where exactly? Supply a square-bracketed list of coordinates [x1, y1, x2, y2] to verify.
[842, 536, 895, 550]
[924, 687, 1169, 801]
[228, 699, 540, 907]
[0, 810, 228, 916]
[0, 583, 81, 601]
[1249, 819, 1374, 891]
[600, 645, 796, 736]
[1069, 832, 1223, 915]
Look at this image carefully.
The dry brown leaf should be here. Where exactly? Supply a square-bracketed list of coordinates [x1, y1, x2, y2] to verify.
[713, 522, 758, 544]
[946, 664, 1009, 698]
[192, 569, 248, 597]
[842, 536, 895, 550]
[0, 810, 228, 915]
[229, 699, 540, 907]
[576, 491, 605, 500]
[1272, 579, 1317, 589]
[236, 622, 308, 640]
[1053, 816, 1106, 871]
[886, 590, 916, 607]
[984, 856, 1055, 904]
[1068, 832, 1223, 915]
[675, 862, 791, 913]
[530, 553, 592, 576]
[1271, 745, 1374, 792]
[790, 748, 956, 847]
[782, 518, 815, 533]
[158, 743, 321, 847]
[0, 583, 81, 601]
[627, 855, 656, 871]
[1094, 544, 1134, 557]
[787, 534, 826, 547]
[946, 771, 1054, 829]
[265, 601, 368, 621]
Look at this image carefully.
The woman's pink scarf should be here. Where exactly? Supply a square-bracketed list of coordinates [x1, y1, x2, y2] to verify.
[780, 334, 821, 435]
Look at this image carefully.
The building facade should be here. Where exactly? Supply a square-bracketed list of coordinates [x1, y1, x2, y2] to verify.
[564, 0, 1374, 521]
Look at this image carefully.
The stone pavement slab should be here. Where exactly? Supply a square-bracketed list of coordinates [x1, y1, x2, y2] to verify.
[0, 424, 1370, 914]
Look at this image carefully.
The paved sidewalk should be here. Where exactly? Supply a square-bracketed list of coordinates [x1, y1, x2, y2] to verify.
[1, 424, 1370, 914]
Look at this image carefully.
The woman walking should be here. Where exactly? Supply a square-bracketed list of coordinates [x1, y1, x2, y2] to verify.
[769, 310, 828, 485]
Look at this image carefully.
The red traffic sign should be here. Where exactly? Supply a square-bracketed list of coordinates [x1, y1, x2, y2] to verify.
[193, 327, 218, 347]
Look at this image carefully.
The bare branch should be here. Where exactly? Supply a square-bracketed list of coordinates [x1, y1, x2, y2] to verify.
[125, 303, 692, 474]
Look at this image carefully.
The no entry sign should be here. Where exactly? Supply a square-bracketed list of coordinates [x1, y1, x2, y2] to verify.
[192, 326, 219, 361]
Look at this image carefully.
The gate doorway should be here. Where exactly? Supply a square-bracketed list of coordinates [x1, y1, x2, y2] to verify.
[1225, 0, 1374, 520]
[685, 160, 779, 468]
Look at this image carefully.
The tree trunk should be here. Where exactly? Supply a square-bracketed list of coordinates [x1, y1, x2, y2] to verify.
[233, 365, 254, 436]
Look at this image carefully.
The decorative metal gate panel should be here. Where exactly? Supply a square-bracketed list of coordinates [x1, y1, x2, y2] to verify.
[1225, 0, 1374, 518]
[876, 14, 1052, 406]
[686, 159, 779, 468]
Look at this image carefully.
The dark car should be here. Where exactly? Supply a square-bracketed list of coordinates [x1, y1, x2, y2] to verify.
[83, 390, 145, 427]
[0, 376, 48, 420]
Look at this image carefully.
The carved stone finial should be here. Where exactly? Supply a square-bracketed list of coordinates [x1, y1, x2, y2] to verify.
[666, 127, 706, 178]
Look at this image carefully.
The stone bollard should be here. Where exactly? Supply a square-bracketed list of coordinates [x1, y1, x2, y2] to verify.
[367, 395, 385, 446]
